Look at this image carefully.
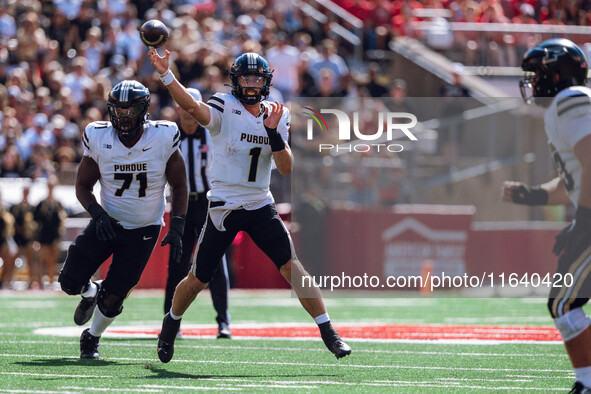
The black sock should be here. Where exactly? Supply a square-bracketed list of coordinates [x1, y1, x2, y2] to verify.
[318, 321, 339, 346]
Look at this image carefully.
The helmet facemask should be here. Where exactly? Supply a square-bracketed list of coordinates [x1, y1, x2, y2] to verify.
[519, 71, 537, 104]
[107, 80, 150, 141]
[229, 53, 273, 105]
[107, 102, 148, 140]
[234, 74, 270, 105]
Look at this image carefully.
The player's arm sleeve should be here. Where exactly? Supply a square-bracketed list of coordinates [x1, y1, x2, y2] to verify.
[277, 107, 291, 143]
[167, 122, 182, 160]
[561, 114, 591, 149]
[82, 124, 98, 162]
[204, 94, 224, 136]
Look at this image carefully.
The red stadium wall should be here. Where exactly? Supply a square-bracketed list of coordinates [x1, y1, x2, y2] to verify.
[100, 207, 563, 289]
[465, 223, 561, 278]
[324, 206, 475, 287]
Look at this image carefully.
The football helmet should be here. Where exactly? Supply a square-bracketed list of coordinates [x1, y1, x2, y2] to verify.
[520, 38, 588, 104]
[229, 53, 273, 105]
[107, 80, 150, 140]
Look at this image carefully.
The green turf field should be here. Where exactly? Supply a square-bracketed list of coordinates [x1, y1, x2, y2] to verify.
[0, 290, 579, 392]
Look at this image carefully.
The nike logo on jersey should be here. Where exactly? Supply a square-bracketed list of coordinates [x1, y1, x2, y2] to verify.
[240, 133, 269, 145]
[143, 236, 153, 241]
[143, 147, 152, 151]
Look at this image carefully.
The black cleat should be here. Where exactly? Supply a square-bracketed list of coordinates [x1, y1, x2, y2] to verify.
[80, 328, 100, 359]
[571, 381, 591, 394]
[319, 321, 351, 359]
[324, 335, 352, 359]
[157, 312, 180, 363]
[74, 280, 102, 326]
[217, 322, 232, 339]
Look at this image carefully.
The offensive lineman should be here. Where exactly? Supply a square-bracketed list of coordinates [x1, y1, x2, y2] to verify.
[502, 38, 591, 393]
[149, 49, 351, 362]
[58, 80, 188, 359]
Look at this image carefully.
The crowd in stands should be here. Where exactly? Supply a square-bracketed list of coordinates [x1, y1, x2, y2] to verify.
[0, 0, 399, 184]
[336, 0, 591, 30]
[1, 0, 587, 212]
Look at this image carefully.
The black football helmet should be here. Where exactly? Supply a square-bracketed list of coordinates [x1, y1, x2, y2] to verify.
[229, 53, 273, 105]
[107, 80, 150, 140]
[520, 38, 588, 104]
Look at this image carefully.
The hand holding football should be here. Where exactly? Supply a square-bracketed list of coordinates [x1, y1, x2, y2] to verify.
[139, 20, 168, 49]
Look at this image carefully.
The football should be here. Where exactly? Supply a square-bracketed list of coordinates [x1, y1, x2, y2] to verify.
[139, 20, 169, 49]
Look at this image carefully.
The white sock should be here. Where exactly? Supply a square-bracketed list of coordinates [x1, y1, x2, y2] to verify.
[89, 306, 115, 337]
[170, 308, 182, 320]
[314, 313, 330, 325]
[81, 282, 97, 299]
[575, 366, 591, 387]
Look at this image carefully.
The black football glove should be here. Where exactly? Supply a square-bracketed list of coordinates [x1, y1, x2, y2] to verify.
[88, 201, 123, 241]
[553, 206, 591, 257]
[511, 183, 549, 206]
[161, 216, 185, 264]
[552, 224, 570, 256]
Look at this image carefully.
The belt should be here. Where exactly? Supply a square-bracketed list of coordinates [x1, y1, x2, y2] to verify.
[189, 192, 206, 202]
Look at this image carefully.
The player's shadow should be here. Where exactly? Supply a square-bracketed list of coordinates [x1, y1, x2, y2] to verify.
[15, 358, 124, 367]
[143, 365, 338, 380]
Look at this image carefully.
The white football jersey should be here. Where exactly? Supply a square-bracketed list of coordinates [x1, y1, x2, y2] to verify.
[545, 86, 591, 208]
[83, 119, 181, 228]
[204, 93, 290, 208]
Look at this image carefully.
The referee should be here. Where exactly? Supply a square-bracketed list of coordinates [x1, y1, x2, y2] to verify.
[165, 88, 231, 339]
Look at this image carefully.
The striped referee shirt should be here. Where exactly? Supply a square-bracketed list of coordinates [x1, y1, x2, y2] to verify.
[178, 123, 212, 194]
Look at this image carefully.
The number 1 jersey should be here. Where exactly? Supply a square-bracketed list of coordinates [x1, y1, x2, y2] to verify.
[204, 93, 290, 208]
[82, 120, 180, 228]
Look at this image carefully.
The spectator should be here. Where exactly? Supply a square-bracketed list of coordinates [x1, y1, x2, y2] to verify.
[365, 62, 389, 97]
[0, 2, 15, 39]
[98, 54, 132, 88]
[17, 113, 56, 162]
[33, 177, 66, 288]
[79, 26, 106, 75]
[0, 145, 25, 178]
[266, 31, 301, 101]
[10, 186, 37, 289]
[63, 56, 96, 106]
[0, 191, 15, 289]
[16, 12, 47, 63]
[114, 19, 144, 69]
[308, 39, 349, 95]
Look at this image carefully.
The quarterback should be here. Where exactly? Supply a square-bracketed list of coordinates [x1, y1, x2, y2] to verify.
[502, 39, 591, 393]
[58, 80, 188, 359]
[149, 49, 351, 362]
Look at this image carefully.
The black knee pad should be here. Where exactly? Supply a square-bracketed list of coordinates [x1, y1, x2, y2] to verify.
[97, 287, 124, 318]
[58, 272, 86, 295]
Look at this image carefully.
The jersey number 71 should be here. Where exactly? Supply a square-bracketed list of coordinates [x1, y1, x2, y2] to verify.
[114, 172, 148, 197]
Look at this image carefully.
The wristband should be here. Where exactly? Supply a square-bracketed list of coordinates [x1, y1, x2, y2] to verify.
[264, 126, 286, 152]
[170, 215, 186, 235]
[511, 184, 549, 206]
[159, 69, 175, 86]
[87, 201, 106, 221]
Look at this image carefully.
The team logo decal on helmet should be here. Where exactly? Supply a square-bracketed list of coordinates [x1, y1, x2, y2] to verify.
[107, 80, 150, 140]
[520, 38, 588, 104]
[229, 53, 273, 105]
